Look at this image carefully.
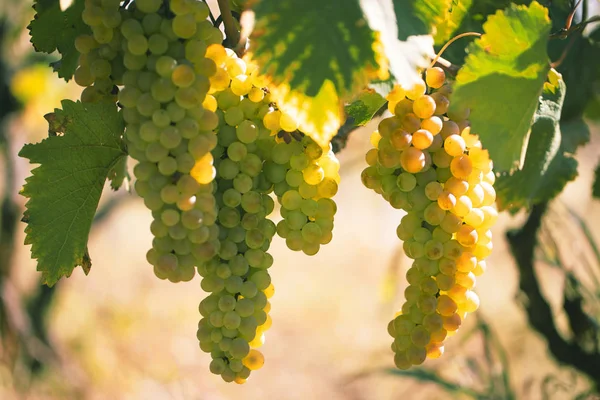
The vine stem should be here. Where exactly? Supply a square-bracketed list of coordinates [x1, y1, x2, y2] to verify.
[216, 0, 240, 48]
[550, 33, 578, 69]
[428, 32, 481, 69]
[550, 15, 600, 39]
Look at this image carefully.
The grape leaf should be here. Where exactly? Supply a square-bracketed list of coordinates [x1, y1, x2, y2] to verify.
[495, 75, 578, 211]
[19, 100, 126, 286]
[394, 0, 473, 45]
[251, 0, 379, 98]
[345, 89, 387, 127]
[107, 155, 130, 191]
[439, 0, 532, 65]
[432, 0, 473, 44]
[251, 0, 385, 147]
[28, 0, 89, 80]
[450, 1, 552, 172]
[560, 118, 590, 154]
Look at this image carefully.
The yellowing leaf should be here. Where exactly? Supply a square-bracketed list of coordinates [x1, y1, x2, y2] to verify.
[268, 79, 343, 148]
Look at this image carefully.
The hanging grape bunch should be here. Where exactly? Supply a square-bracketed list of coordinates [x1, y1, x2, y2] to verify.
[362, 67, 497, 368]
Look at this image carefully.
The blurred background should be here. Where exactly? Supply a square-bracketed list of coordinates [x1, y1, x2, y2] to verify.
[1, 1, 600, 399]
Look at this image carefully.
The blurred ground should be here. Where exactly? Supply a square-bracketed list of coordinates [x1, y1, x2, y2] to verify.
[1, 108, 599, 399]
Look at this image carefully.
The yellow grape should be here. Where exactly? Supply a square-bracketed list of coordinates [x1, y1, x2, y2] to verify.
[464, 208, 484, 228]
[437, 191, 456, 210]
[426, 343, 444, 359]
[243, 349, 265, 370]
[452, 195, 472, 218]
[450, 155, 473, 180]
[444, 134, 466, 157]
[436, 294, 458, 316]
[263, 109, 281, 131]
[472, 260, 487, 276]
[413, 95, 436, 119]
[400, 147, 426, 174]
[421, 116, 443, 135]
[412, 129, 434, 149]
[406, 79, 427, 100]
[462, 291, 480, 313]
[456, 252, 477, 273]
[425, 67, 445, 89]
[456, 225, 478, 247]
[455, 272, 476, 289]
[280, 112, 299, 132]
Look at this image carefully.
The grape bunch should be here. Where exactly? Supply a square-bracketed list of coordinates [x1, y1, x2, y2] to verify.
[195, 47, 280, 384]
[361, 67, 498, 368]
[75, 0, 342, 384]
[121, 1, 224, 282]
[263, 133, 340, 256]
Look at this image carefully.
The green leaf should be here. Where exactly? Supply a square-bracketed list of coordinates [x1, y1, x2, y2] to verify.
[433, 0, 473, 44]
[559, 118, 590, 154]
[27, 0, 89, 80]
[495, 75, 579, 211]
[251, 0, 379, 97]
[439, 0, 532, 70]
[394, 1, 445, 40]
[450, 1, 552, 172]
[394, 0, 473, 45]
[107, 155, 130, 191]
[19, 100, 126, 286]
[345, 89, 387, 126]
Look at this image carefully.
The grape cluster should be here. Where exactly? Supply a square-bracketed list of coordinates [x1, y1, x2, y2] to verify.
[122, 1, 224, 282]
[361, 67, 498, 368]
[195, 47, 279, 384]
[263, 133, 340, 256]
[75, 0, 342, 384]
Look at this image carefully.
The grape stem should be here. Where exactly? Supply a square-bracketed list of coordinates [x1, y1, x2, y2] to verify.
[433, 56, 459, 76]
[428, 32, 482, 69]
[217, 0, 241, 50]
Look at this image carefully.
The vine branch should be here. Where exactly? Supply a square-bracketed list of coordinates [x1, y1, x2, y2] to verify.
[550, 15, 600, 39]
[506, 202, 600, 390]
